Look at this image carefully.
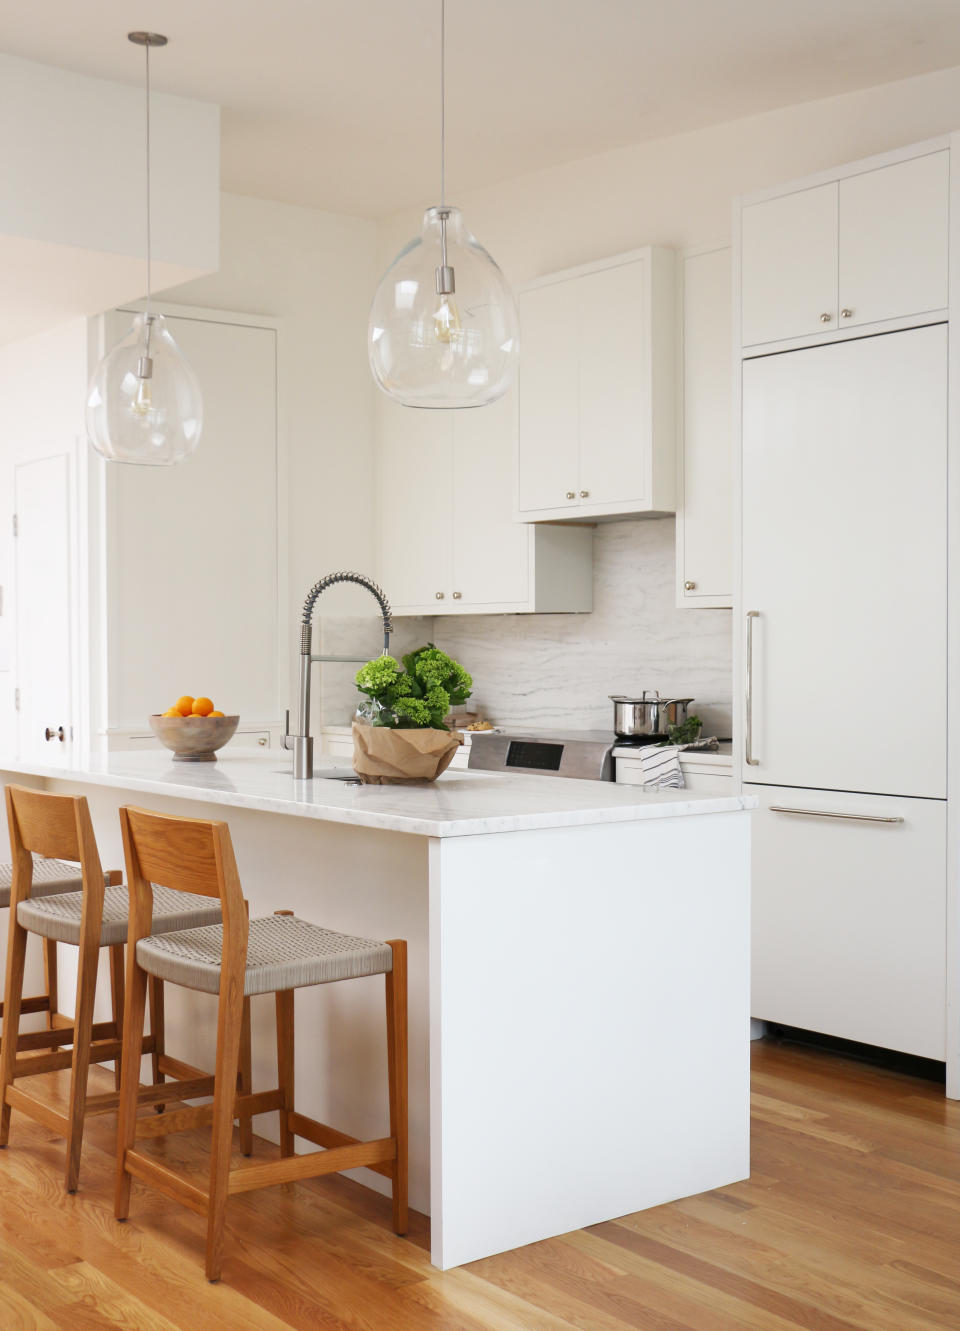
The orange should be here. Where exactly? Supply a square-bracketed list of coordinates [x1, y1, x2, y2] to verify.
[174, 695, 194, 716]
[209, 710, 224, 717]
[161, 708, 180, 718]
[192, 697, 214, 717]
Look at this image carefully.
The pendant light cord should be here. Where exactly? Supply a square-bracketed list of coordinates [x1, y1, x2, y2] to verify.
[144, 39, 152, 318]
[440, 0, 446, 209]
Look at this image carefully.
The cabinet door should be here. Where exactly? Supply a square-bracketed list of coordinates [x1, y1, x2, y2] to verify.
[452, 394, 530, 608]
[517, 280, 579, 513]
[741, 183, 837, 345]
[749, 785, 946, 1060]
[577, 259, 648, 506]
[741, 326, 947, 797]
[839, 151, 949, 329]
[678, 247, 732, 605]
[378, 402, 453, 612]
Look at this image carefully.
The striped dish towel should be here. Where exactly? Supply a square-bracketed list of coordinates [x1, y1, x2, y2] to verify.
[638, 744, 685, 790]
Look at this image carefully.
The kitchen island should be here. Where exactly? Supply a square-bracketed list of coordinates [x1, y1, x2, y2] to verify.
[0, 749, 755, 1268]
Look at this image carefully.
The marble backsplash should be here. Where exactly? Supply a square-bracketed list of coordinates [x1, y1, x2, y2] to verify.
[318, 518, 732, 737]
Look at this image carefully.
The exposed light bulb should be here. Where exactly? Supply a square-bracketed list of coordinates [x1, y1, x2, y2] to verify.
[433, 295, 462, 344]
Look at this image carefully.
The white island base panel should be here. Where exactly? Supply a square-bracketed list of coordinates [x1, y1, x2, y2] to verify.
[0, 755, 751, 1269]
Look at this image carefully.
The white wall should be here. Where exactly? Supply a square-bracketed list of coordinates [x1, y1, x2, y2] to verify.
[375, 62, 960, 732]
[163, 193, 381, 717]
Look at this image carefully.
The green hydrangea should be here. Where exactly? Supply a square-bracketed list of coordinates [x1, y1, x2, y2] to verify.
[355, 643, 472, 729]
[355, 655, 402, 696]
[393, 696, 431, 726]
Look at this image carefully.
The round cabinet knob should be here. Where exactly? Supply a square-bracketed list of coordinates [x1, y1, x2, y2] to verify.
[684, 580, 696, 591]
[819, 312, 832, 323]
[258, 736, 267, 746]
[435, 591, 445, 600]
[452, 591, 462, 600]
[579, 490, 590, 499]
[44, 726, 65, 743]
[840, 308, 853, 319]
[565, 491, 576, 500]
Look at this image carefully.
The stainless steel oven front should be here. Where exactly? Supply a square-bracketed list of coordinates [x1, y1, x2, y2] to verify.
[467, 730, 615, 781]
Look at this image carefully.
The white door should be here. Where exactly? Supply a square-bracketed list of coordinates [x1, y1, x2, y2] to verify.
[678, 246, 732, 604]
[742, 325, 947, 798]
[741, 182, 838, 345]
[15, 454, 73, 763]
[749, 785, 946, 1060]
[378, 402, 453, 612]
[839, 151, 949, 330]
[577, 259, 648, 507]
[452, 394, 530, 608]
[517, 280, 579, 513]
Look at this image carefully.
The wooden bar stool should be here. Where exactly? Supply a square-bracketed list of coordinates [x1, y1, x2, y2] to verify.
[115, 804, 408, 1284]
[0, 785, 225, 1193]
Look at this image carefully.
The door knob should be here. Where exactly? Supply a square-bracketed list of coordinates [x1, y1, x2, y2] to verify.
[565, 491, 575, 500]
[819, 312, 832, 323]
[44, 726, 65, 743]
[684, 580, 696, 591]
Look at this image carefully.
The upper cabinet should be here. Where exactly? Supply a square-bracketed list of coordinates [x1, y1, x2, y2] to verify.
[378, 397, 592, 617]
[516, 248, 677, 521]
[741, 149, 949, 347]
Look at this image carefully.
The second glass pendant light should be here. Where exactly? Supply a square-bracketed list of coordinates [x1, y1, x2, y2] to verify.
[368, 1, 519, 408]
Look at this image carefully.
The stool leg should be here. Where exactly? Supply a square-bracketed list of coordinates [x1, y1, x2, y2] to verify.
[64, 932, 101, 1193]
[115, 949, 149, 1221]
[385, 940, 408, 1236]
[148, 976, 165, 1109]
[275, 989, 295, 1158]
[206, 975, 245, 1282]
[109, 945, 125, 1091]
[43, 938, 59, 1030]
[0, 912, 28, 1145]
[238, 997, 253, 1157]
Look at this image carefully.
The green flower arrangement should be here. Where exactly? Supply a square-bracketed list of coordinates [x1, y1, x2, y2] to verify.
[355, 645, 472, 729]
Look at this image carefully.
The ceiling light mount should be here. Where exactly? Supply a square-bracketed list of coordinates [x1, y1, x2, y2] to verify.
[127, 32, 168, 48]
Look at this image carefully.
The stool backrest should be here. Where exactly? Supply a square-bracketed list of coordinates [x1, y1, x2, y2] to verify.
[119, 805, 247, 960]
[5, 785, 104, 907]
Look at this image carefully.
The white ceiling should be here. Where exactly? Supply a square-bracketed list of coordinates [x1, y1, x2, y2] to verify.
[4, 0, 960, 219]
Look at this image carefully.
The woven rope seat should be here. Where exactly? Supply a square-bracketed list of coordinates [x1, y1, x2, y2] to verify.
[17, 884, 223, 948]
[0, 858, 106, 911]
[136, 913, 394, 996]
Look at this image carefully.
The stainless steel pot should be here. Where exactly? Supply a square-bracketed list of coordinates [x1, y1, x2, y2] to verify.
[609, 692, 694, 739]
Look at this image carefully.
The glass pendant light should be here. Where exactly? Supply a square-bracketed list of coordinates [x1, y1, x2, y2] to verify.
[368, 0, 519, 409]
[86, 33, 203, 465]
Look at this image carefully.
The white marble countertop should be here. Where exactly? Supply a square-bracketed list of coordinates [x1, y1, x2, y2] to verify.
[0, 749, 755, 839]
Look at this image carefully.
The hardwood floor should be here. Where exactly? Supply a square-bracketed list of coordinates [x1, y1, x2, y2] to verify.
[0, 1039, 957, 1329]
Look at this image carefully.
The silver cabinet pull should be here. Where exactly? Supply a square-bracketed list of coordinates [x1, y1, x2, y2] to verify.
[745, 611, 759, 767]
[579, 490, 590, 498]
[769, 805, 904, 825]
[684, 580, 696, 591]
[435, 591, 445, 600]
[452, 591, 462, 600]
[819, 312, 832, 323]
[840, 308, 853, 319]
[565, 491, 576, 500]
[44, 726, 65, 743]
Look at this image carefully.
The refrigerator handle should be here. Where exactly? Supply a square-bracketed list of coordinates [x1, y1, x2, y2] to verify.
[745, 611, 760, 768]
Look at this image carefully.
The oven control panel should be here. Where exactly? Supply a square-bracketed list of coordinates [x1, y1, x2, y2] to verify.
[468, 731, 614, 781]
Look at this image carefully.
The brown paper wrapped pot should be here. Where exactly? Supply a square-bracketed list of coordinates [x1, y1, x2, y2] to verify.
[352, 720, 464, 784]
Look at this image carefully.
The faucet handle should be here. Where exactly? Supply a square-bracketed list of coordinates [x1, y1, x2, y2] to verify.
[281, 707, 294, 751]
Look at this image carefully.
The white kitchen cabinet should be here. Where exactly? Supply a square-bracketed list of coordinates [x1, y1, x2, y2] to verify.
[839, 151, 949, 329]
[741, 149, 949, 347]
[741, 325, 947, 799]
[676, 245, 733, 608]
[517, 247, 676, 521]
[741, 183, 838, 347]
[749, 785, 946, 1061]
[101, 306, 283, 739]
[378, 399, 592, 617]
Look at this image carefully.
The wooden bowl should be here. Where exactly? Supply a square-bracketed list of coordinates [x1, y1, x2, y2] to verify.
[148, 714, 240, 762]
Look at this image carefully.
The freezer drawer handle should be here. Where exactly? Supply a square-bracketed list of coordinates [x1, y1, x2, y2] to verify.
[745, 611, 760, 767]
[769, 805, 904, 825]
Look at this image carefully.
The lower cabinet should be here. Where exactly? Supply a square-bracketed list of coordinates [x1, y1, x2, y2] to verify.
[748, 784, 946, 1061]
[377, 395, 592, 616]
[616, 756, 733, 794]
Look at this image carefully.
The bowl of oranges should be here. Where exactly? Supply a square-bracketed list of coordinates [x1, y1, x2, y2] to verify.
[149, 696, 239, 762]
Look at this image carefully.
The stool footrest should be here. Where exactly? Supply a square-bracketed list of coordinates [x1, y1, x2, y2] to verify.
[123, 1149, 208, 1218]
[13, 1020, 119, 1053]
[287, 1111, 395, 1181]
[4, 1085, 70, 1137]
[0, 994, 53, 1019]
[228, 1136, 396, 1194]
[156, 1053, 207, 1083]
[134, 1087, 283, 1140]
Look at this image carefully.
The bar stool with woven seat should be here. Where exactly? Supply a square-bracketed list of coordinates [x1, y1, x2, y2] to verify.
[115, 804, 408, 1284]
[0, 785, 227, 1193]
[0, 855, 124, 1035]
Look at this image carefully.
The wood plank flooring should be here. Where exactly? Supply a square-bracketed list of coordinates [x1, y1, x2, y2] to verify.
[0, 1039, 956, 1329]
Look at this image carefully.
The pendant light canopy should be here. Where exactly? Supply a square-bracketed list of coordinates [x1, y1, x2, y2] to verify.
[367, 1, 519, 409]
[86, 33, 202, 466]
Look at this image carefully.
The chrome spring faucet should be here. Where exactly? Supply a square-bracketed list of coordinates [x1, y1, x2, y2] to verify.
[283, 572, 393, 779]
